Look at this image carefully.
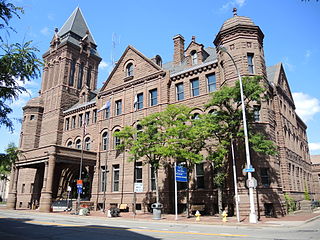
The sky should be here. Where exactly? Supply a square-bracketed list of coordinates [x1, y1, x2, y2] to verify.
[1, 0, 320, 156]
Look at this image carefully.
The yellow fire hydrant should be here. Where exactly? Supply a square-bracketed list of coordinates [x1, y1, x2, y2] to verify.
[221, 210, 228, 222]
[195, 210, 201, 221]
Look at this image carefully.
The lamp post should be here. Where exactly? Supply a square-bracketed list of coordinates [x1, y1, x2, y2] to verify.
[217, 46, 257, 223]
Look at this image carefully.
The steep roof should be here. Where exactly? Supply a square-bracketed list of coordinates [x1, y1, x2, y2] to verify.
[162, 47, 217, 75]
[58, 7, 96, 45]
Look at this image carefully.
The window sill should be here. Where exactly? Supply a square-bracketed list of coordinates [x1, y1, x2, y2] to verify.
[124, 75, 134, 82]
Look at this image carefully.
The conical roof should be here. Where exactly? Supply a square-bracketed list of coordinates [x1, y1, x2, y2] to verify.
[58, 7, 96, 45]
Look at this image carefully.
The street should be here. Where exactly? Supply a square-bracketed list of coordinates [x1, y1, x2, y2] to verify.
[0, 210, 319, 240]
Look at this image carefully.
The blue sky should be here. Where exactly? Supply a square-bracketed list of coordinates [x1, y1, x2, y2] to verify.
[1, 0, 320, 156]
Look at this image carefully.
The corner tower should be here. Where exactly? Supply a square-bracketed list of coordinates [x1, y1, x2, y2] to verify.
[38, 7, 101, 147]
[214, 8, 266, 86]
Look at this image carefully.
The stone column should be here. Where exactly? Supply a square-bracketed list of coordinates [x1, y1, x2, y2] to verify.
[39, 154, 56, 212]
[6, 166, 19, 209]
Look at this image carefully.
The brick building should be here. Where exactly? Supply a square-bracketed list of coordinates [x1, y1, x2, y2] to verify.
[7, 7, 319, 217]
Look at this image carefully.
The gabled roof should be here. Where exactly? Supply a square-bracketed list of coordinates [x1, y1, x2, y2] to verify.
[58, 7, 96, 45]
[100, 45, 163, 92]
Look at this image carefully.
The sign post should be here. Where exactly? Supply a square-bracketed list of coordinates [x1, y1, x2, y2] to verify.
[174, 164, 187, 220]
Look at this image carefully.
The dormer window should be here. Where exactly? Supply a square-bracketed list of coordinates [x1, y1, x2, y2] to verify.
[126, 62, 134, 77]
[191, 50, 198, 65]
[155, 55, 162, 67]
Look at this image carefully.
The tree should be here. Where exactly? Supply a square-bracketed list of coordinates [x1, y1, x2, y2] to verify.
[203, 76, 277, 213]
[0, 142, 18, 180]
[115, 105, 207, 217]
[114, 112, 166, 204]
[0, 0, 42, 131]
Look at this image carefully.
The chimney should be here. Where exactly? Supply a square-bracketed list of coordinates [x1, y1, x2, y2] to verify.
[173, 34, 185, 66]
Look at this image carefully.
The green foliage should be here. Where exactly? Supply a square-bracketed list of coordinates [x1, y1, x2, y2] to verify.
[0, 142, 18, 179]
[284, 193, 296, 213]
[203, 76, 277, 188]
[304, 185, 311, 200]
[0, 1, 43, 131]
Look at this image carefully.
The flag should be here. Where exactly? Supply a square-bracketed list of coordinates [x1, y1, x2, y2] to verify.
[98, 100, 111, 112]
[83, 120, 87, 136]
[133, 95, 138, 111]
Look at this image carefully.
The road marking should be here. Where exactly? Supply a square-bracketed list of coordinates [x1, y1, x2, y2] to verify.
[1, 217, 249, 237]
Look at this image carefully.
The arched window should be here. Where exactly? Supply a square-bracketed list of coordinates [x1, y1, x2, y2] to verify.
[192, 113, 200, 120]
[77, 63, 84, 89]
[191, 50, 198, 65]
[75, 139, 81, 149]
[67, 140, 73, 148]
[155, 55, 162, 67]
[126, 63, 134, 77]
[102, 132, 108, 151]
[86, 66, 92, 87]
[69, 59, 76, 86]
[114, 129, 120, 148]
[85, 137, 91, 151]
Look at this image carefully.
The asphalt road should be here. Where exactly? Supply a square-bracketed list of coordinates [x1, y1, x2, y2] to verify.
[0, 210, 319, 240]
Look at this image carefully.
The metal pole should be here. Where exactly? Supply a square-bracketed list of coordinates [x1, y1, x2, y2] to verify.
[231, 139, 240, 222]
[218, 46, 257, 223]
[77, 123, 85, 214]
[174, 162, 178, 220]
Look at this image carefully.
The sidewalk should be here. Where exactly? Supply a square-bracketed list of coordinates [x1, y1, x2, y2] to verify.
[55, 208, 320, 227]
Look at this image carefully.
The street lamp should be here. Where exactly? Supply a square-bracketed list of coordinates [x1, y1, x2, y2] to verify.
[217, 45, 257, 223]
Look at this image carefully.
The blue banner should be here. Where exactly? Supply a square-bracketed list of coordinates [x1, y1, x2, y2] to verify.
[175, 166, 187, 182]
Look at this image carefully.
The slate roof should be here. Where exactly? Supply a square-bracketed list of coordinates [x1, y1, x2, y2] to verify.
[47, 7, 99, 57]
[162, 47, 217, 75]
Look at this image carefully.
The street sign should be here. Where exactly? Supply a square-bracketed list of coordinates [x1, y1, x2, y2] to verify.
[175, 166, 187, 182]
[246, 177, 257, 189]
[134, 183, 143, 192]
[244, 168, 255, 173]
[77, 179, 83, 185]
[77, 185, 83, 194]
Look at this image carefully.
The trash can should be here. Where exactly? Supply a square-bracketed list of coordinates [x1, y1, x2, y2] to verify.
[151, 203, 163, 220]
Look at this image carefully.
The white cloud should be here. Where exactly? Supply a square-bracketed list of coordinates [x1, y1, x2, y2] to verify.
[282, 56, 295, 72]
[221, 0, 246, 11]
[309, 142, 320, 152]
[48, 13, 54, 21]
[305, 50, 311, 59]
[235, 0, 246, 7]
[292, 92, 320, 122]
[99, 61, 109, 70]
[11, 89, 33, 107]
[40, 27, 51, 36]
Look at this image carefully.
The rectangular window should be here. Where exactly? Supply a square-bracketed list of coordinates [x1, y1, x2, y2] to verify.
[93, 109, 97, 123]
[79, 114, 83, 127]
[196, 163, 205, 189]
[65, 118, 70, 130]
[190, 78, 199, 97]
[71, 116, 76, 128]
[105, 108, 110, 119]
[260, 168, 270, 187]
[30, 115, 35, 120]
[247, 53, 254, 74]
[176, 82, 184, 101]
[150, 166, 156, 191]
[77, 63, 84, 89]
[253, 106, 260, 122]
[137, 93, 143, 110]
[22, 184, 25, 193]
[149, 89, 158, 106]
[85, 112, 90, 125]
[115, 100, 122, 115]
[30, 183, 34, 194]
[135, 162, 143, 183]
[112, 164, 120, 192]
[100, 166, 107, 192]
[207, 74, 216, 92]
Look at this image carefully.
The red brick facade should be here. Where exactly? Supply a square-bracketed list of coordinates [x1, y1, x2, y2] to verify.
[7, 8, 320, 218]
